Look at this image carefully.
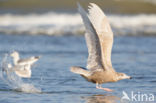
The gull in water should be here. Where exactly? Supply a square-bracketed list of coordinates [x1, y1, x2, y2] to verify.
[10, 51, 40, 66]
[70, 3, 132, 92]
[7, 63, 31, 78]
[10, 51, 40, 78]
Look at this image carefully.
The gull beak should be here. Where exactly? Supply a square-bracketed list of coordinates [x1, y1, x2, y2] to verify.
[124, 75, 132, 80]
[129, 76, 132, 79]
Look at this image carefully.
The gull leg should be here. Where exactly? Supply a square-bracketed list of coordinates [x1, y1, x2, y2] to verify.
[96, 83, 113, 92]
[96, 83, 99, 88]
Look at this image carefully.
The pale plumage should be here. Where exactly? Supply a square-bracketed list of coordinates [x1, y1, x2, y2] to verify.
[70, 3, 131, 92]
[10, 51, 40, 66]
[7, 64, 31, 78]
[76, 3, 102, 71]
[10, 51, 40, 78]
[88, 3, 114, 69]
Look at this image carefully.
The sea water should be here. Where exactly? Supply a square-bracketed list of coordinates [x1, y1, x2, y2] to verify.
[0, 35, 155, 103]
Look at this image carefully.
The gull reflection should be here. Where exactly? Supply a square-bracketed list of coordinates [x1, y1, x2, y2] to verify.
[85, 94, 121, 103]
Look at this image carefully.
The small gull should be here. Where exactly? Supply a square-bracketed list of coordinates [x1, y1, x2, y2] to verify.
[10, 51, 40, 78]
[70, 3, 132, 92]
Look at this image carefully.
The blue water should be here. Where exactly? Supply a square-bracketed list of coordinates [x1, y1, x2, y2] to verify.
[0, 34, 156, 103]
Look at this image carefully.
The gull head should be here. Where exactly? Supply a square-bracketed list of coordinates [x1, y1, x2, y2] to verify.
[10, 51, 19, 58]
[117, 72, 132, 81]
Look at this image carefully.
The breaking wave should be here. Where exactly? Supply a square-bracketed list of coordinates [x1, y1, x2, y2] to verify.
[0, 12, 156, 36]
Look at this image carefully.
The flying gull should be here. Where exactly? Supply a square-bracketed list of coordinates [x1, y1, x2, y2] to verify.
[70, 3, 132, 92]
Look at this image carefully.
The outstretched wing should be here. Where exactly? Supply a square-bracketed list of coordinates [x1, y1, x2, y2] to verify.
[78, 3, 103, 71]
[88, 3, 114, 69]
[18, 56, 40, 65]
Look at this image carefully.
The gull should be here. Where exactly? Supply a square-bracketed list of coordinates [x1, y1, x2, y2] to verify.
[7, 63, 31, 78]
[70, 3, 132, 92]
[10, 51, 40, 66]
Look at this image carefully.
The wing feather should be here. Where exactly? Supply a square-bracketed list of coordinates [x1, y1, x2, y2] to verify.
[88, 3, 114, 69]
[18, 56, 40, 65]
[78, 3, 103, 70]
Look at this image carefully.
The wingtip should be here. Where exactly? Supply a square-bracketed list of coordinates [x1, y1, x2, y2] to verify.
[35, 56, 41, 59]
[89, 3, 96, 6]
[88, 3, 96, 9]
[88, 2, 106, 16]
[77, 2, 83, 12]
[77, 2, 96, 9]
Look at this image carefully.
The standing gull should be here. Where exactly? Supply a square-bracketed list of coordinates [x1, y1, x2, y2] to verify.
[70, 3, 132, 92]
[11, 51, 40, 66]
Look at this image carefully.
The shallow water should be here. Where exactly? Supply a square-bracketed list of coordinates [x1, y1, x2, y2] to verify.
[0, 34, 156, 103]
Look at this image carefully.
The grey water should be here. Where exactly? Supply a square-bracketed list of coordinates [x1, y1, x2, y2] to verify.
[0, 34, 156, 103]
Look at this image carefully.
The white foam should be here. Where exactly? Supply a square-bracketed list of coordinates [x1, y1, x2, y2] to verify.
[15, 83, 41, 93]
[0, 12, 156, 36]
[108, 14, 156, 35]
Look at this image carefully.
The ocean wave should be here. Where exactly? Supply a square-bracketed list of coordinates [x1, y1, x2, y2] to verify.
[0, 12, 156, 36]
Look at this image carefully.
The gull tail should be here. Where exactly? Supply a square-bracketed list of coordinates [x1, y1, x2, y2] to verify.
[70, 66, 91, 77]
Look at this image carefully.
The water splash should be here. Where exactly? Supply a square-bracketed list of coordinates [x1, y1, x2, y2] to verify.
[0, 54, 41, 93]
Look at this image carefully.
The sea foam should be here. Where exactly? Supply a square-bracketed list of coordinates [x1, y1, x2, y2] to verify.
[0, 12, 156, 36]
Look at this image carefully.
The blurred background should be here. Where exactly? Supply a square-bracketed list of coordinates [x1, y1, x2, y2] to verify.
[0, 0, 156, 36]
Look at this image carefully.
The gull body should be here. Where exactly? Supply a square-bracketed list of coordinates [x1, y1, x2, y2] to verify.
[7, 64, 31, 78]
[70, 3, 131, 92]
